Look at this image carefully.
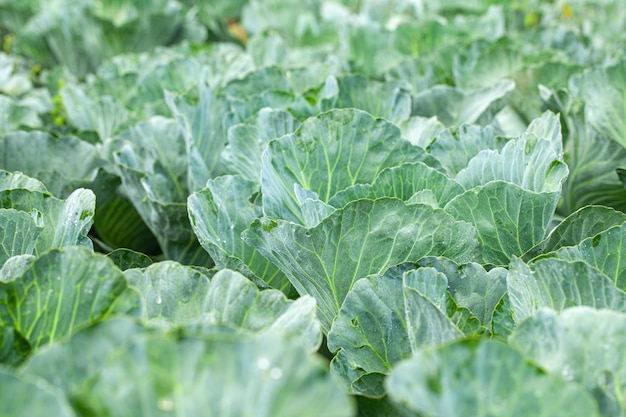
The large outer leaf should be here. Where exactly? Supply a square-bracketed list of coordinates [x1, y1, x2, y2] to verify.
[21, 318, 147, 394]
[507, 258, 626, 324]
[0, 187, 95, 254]
[328, 261, 494, 398]
[0, 247, 126, 349]
[444, 128, 567, 265]
[261, 108, 437, 224]
[510, 308, 626, 417]
[549, 222, 626, 290]
[0, 369, 75, 417]
[23, 319, 354, 417]
[327, 268, 412, 397]
[244, 198, 479, 332]
[387, 339, 599, 417]
[188, 175, 290, 291]
[445, 182, 560, 265]
[525, 205, 626, 260]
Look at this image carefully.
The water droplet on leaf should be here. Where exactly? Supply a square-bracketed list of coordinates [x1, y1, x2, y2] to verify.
[270, 367, 283, 379]
[257, 357, 270, 370]
[157, 397, 174, 411]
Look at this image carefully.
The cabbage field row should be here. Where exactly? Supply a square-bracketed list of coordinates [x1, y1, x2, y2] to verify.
[1, 0, 626, 416]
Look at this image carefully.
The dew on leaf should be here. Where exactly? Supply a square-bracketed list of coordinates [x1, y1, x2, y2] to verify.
[257, 357, 270, 370]
[270, 367, 283, 380]
[561, 365, 575, 381]
[157, 397, 174, 411]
